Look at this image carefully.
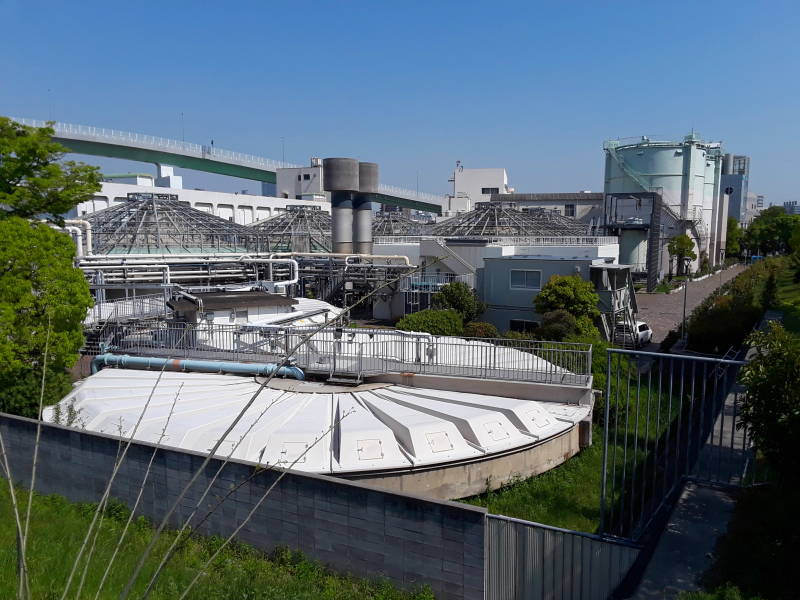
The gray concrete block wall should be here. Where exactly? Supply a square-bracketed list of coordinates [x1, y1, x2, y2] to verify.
[0, 413, 485, 600]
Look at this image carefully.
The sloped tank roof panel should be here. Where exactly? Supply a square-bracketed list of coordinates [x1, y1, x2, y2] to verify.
[44, 370, 590, 475]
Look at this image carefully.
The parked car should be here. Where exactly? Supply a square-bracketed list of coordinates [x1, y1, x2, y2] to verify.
[615, 320, 653, 347]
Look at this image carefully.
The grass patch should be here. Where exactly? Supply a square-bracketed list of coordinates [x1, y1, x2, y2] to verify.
[0, 484, 432, 600]
[464, 428, 604, 532]
[775, 267, 800, 335]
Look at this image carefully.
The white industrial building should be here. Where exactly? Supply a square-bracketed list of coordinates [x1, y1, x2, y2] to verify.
[442, 165, 512, 217]
[67, 180, 330, 225]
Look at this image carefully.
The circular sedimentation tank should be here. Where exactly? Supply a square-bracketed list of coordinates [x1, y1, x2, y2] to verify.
[45, 369, 590, 499]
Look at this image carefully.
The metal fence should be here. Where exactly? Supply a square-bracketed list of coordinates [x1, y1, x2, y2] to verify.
[486, 515, 640, 600]
[85, 293, 170, 325]
[97, 322, 593, 386]
[599, 349, 758, 541]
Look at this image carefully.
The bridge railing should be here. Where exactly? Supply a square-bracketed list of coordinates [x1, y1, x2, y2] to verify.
[11, 117, 456, 207]
[12, 117, 300, 171]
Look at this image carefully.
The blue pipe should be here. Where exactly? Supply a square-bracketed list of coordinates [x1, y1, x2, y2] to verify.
[90, 353, 304, 380]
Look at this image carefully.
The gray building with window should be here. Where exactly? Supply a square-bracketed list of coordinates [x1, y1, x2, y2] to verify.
[479, 256, 605, 333]
[721, 154, 750, 224]
[479, 255, 640, 341]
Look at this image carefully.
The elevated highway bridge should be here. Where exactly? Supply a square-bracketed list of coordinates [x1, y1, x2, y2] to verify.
[13, 118, 443, 215]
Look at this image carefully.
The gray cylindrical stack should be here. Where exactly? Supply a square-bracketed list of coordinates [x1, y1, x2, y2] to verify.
[722, 153, 734, 175]
[354, 162, 378, 255]
[323, 158, 360, 254]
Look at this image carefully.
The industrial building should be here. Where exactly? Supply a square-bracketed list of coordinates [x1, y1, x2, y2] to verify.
[721, 154, 750, 225]
[479, 256, 636, 339]
[603, 133, 729, 289]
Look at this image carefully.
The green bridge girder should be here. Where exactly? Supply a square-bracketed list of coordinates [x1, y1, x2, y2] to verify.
[57, 138, 442, 214]
[57, 138, 277, 183]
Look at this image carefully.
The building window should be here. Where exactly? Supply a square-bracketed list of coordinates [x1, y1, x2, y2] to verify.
[510, 319, 539, 333]
[510, 269, 541, 289]
[564, 204, 576, 217]
[297, 175, 302, 181]
[303, 173, 311, 180]
[481, 187, 499, 195]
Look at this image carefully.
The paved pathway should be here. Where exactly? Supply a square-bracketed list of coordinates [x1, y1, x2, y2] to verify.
[636, 265, 746, 344]
[633, 483, 737, 598]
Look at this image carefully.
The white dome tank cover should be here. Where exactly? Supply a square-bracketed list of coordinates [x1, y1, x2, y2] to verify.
[44, 369, 590, 476]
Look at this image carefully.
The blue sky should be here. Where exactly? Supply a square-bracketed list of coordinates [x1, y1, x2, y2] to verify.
[1, 1, 798, 203]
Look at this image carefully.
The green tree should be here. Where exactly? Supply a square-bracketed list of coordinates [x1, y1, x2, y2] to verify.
[0, 117, 100, 224]
[463, 321, 499, 339]
[431, 281, 482, 323]
[0, 217, 93, 416]
[739, 322, 800, 481]
[725, 217, 743, 257]
[534, 274, 599, 319]
[743, 206, 800, 255]
[667, 234, 697, 275]
[396, 309, 463, 336]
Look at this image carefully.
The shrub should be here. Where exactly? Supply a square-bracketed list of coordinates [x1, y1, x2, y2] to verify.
[534, 275, 600, 319]
[463, 321, 499, 339]
[761, 270, 777, 309]
[739, 322, 800, 482]
[431, 281, 481, 322]
[537, 310, 577, 341]
[396, 309, 463, 336]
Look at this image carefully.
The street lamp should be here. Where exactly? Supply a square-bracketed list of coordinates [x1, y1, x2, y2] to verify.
[718, 248, 726, 295]
[681, 256, 692, 341]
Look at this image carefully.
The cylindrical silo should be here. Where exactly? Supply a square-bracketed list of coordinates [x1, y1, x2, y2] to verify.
[354, 162, 378, 254]
[323, 158, 360, 254]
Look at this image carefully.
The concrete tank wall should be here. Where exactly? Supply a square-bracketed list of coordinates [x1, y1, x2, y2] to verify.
[619, 230, 648, 272]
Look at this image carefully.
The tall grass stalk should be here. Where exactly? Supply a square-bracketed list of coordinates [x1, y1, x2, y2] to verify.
[173, 408, 354, 600]
[119, 256, 446, 598]
[92, 384, 183, 600]
[0, 430, 29, 599]
[59, 326, 193, 600]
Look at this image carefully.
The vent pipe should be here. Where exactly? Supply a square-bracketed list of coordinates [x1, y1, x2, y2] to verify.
[323, 158, 359, 254]
[355, 162, 378, 254]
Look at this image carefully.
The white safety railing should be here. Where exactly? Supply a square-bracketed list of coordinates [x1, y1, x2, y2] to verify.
[98, 322, 592, 386]
[85, 293, 169, 325]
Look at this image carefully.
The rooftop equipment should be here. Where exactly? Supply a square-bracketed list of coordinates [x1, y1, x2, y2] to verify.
[431, 202, 589, 237]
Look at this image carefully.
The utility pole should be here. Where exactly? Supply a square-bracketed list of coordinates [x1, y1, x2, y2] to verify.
[180, 112, 185, 142]
[681, 256, 692, 340]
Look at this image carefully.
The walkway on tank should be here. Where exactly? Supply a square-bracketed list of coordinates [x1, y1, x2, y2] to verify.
[635, 264, 745, 346]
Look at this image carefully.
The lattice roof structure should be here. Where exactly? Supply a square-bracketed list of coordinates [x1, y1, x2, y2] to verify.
[372, 212, 427, 236]
[431, 202, 589, 237]
[87, 196, 264, 254]
[248, 205, 332, 253]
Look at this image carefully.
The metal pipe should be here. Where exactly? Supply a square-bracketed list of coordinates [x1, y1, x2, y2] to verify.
[79, 263, 171, 284]
[90, 353, 304, 380]
[78, 256, 298, 279]
[63, 226, 84, 258]
[267, 252, 411, 266]
[64, 219, 93, 256]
